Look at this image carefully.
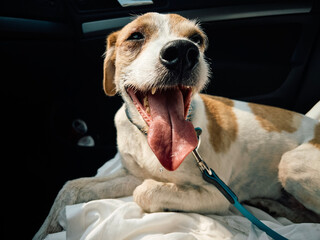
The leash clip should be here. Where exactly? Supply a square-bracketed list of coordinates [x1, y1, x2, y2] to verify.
[192, 148, 212, 175]
[192, 128, 212, 175]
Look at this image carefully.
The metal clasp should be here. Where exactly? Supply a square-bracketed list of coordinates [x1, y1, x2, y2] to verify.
[192, 127, 212, 175]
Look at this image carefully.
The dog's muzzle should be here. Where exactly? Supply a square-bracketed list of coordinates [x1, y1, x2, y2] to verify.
[160, 40, 199, 75]
[126, 40, 201, 172]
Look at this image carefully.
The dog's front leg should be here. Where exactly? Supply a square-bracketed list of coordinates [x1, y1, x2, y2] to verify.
[33, 169, 142, 240]
[133, 179, 230, 214]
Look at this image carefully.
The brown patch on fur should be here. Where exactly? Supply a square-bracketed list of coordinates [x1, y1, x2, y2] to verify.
[117, 13, 159, 46]
[103, 31, 119, 96]
[200, 94, 238, 153]
[309, 123, 320, 149]
[249, 103, 301, 133]
[104, 14, 161, 96]
[116, 14, 158, 64]
[168, 14, 208, 51]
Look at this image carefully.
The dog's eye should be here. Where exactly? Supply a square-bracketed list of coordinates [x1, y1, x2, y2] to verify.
[189, 33, 203, 46]
[127, 32, 145, 41]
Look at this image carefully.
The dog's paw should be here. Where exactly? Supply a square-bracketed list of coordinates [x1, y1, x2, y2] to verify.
[133, 179, 169, 212]
[133, 179, 230, 214]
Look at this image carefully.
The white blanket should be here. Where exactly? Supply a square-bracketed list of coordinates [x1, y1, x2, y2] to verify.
[45, 154, 320, 240]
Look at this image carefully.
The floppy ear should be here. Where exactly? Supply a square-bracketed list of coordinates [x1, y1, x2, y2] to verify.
[103, 31, 119, 96]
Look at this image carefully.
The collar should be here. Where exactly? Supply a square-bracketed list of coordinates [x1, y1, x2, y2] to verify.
[125, 106, 148, 135]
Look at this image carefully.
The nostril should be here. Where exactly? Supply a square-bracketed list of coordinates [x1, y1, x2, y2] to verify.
[160, 40, 200, 71]
[160, 46, 179, 66]
[187, 48, 199, 63]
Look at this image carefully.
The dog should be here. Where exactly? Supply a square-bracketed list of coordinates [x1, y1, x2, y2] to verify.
[34, 12, 320, 239]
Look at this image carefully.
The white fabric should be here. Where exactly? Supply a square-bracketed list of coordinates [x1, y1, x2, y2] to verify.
[306, 101, 320, 121]
[95, 152, 123, 177]
[45, 154, 320, 240]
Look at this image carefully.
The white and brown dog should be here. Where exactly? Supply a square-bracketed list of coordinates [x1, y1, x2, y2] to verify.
[34, 12, 320, 239]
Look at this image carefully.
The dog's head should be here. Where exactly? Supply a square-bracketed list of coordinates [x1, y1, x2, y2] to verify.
[103, 12, 210, 171]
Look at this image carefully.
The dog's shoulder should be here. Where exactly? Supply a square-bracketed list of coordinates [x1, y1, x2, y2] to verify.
[198, 94, 238, 153]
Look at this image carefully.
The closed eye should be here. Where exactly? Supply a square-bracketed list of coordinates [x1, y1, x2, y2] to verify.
[127, 32, 145, 41]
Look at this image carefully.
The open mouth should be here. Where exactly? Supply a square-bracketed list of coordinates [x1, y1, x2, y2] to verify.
[127, 85, 193, 125]
[127, 85, 198, 171]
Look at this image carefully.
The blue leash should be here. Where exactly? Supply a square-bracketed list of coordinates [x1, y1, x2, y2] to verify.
[192, 127, 288, 240]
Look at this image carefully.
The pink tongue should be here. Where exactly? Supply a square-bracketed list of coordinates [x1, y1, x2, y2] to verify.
[147, 88, 198, 171]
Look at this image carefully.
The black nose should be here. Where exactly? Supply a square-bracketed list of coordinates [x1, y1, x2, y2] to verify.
[160, 40, 199, 72]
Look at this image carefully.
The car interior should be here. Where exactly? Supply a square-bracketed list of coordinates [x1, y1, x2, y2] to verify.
[1, 0, 319, 238]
